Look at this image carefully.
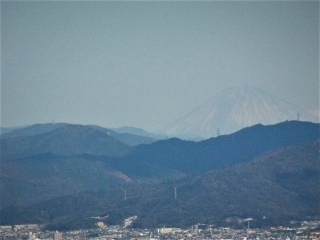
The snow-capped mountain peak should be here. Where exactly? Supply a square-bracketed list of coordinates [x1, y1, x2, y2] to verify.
[163, 87, 319, 139]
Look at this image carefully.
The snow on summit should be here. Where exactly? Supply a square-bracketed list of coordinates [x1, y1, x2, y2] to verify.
[163, 87, 319, 139]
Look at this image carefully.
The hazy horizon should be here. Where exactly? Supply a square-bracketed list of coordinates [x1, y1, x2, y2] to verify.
[2, 1, 319, 132]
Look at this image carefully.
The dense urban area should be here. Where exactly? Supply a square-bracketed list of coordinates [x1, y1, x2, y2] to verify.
[0, 218, 320, 240]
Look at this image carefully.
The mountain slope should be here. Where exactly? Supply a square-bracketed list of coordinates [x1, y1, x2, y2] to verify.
[1, 140, 318, 229]
[87, 125, 159, 146]
[1, 123, 159, 146]
[0, 123, 172, 208]
[0, 152, 184, 209]
[0, 153, 131, 208]
[0, 121, 318, 209]
[112, 126, 167, 140]
[117, 121, 319, 176]
[0, 123, 70, 139]
[0, 124, 130, 158]
[163, 87, 319, 138]
[0, 126, 28, 135]
[133, 139, 320, 228]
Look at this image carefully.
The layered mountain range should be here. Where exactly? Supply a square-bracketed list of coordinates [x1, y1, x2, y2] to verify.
[163, 87, 319, 139]
[0, 121, 319, 230]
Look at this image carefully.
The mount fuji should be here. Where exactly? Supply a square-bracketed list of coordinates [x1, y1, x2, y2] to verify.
[163, 87, 319, 139]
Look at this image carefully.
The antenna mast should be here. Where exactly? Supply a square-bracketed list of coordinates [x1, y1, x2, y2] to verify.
[244, 218, 253, 231]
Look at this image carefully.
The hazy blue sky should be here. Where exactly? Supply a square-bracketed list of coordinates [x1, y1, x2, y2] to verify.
[2, 1, 319, 132]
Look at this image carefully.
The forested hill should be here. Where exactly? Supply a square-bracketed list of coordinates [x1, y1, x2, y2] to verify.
[112, 121, 319, 177]
[1, 139, 318, 230]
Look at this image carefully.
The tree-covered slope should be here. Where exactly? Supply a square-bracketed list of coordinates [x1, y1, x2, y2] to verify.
[115, 121, 319, 176]
[1, 139, 319, 230]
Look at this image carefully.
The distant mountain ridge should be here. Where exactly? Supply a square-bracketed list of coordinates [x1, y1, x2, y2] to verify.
[163, 87, 319, 138]
[118, 121, 319, 176]
[1, 121, 318, 210]
[1, 124, 130, 158]
[0, 123, 69, 138]
[0, 126, 28, 134]
[87, 125, 159, 146]
[111, 126, 167, 140]
[1, 123, 159, 146]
